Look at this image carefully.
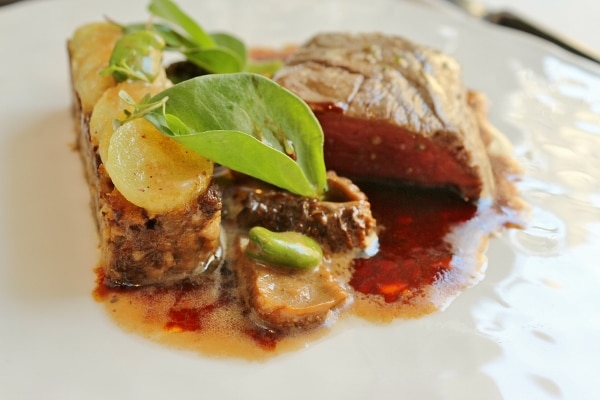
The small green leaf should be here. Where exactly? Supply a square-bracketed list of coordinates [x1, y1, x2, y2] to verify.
[148, 0, 215, 48]
[184, 47, 244, 74]
[101, 30, 165, 82]
[114, 90, 169, 128]
[119, 1, 281, 76]
[211, 32, 247, 66]
[164, 113, 191, 136]
[124, 22, 196, 51]
[144, 1, 250, 74]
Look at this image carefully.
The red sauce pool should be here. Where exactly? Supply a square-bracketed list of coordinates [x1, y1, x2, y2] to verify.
[351, 184, 476, 303]
[94, 184, 485, 359]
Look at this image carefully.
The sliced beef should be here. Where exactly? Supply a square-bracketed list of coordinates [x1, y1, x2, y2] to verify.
[235, 171, 377, 253]
[274, 32, 497, 202]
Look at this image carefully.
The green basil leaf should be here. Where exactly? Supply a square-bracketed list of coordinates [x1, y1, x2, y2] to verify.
[101, 30, 165, 82]
[144, 72, 327, 198]
[211, 32, 247, 67]
[123, 2, 277, 76]
[184, 47, 244, 74]
[164, 113, 192, 136]
[148, 0, 215, 48]
[168, 130, 320, 197]
[125, 22, 196, 51]
[124, 26, 247, 74]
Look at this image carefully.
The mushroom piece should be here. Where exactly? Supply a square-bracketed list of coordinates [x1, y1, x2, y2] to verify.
[236, 239, 349, 330]
[236, 171, 378, 253]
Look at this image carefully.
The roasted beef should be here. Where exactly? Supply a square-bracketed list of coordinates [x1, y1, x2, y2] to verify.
[274, 32, 498, 202]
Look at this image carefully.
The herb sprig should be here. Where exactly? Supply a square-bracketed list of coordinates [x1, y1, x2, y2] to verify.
[114, 0, 280, 76]
[101, 30, 166, 82]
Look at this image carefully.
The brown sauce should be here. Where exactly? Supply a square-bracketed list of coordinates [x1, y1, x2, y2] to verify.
[350, 184, 475, 307]
[93, 182, 509, 360]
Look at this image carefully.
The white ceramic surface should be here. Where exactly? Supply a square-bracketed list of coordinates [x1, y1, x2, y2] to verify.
[1, 1, 599, 399]
[479, 0, 599, 52]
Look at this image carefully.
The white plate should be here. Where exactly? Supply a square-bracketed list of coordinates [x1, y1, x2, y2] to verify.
[1, 0, 599, 399]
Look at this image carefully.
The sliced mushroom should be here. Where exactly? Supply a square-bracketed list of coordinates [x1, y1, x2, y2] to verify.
[236, 239, 348, 330]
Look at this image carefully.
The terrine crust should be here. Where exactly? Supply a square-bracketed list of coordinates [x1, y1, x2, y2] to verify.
[68, 24, 222, 287]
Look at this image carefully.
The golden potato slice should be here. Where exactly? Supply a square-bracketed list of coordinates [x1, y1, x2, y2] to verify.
[90, 78, 169, 163]
[89, 85, 129, 153]
[69, 23, 123, 113]
[105, 118, 214, 214]
[69, 22, 122, 63]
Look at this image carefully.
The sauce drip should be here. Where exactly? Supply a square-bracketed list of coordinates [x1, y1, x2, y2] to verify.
[94, 183, 493, 359]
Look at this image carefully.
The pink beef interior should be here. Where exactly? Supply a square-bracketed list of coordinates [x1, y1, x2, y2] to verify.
[318, 112, 483, 198]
